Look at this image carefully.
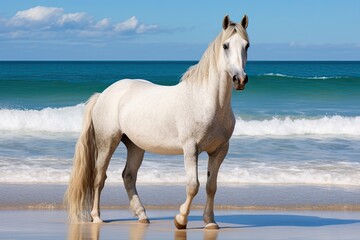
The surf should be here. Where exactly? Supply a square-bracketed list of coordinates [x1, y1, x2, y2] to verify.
[233, 116, 360, 136]
[261, 73, 349, 80]
[1, 105, 359, 136]
[0, 104, 84, 132]
[1, 156, 359, 186]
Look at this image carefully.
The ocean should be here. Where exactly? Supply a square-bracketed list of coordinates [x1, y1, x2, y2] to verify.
[1, 61, 360, 188]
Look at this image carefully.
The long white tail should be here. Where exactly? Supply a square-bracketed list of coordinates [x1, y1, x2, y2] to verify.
[64, 93, 100, 222]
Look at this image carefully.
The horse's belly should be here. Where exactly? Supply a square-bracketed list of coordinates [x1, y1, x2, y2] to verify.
[125, 131, 183, 155]
[120, 109, 183, 155]
[140, 142, 183, 155]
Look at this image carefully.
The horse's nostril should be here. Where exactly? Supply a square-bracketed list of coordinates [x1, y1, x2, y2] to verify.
[233, 75, 238, 82]
[244, 75, 248, 83]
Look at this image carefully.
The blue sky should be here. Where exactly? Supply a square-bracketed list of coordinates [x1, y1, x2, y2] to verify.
[0, 0, 359, 60]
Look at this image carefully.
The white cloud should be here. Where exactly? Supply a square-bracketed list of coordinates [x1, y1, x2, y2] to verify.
[58, 12, 89, 27]
[94, 18, 110, 30]
[0, 6, 159, 39]
[136, 24, 158, 33]
[114, 16, 158, 34]
[13, 6, 62, 21]
[114, 16, 138, 32]
[10, 6, 63, 25]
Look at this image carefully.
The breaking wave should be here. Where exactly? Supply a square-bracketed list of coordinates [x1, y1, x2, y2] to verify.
[233, 116, 360, 136]
[1, 105, 359, 136]
[0, 104, 84, 132]
[1, 157, 359, 186]
[262, 73, 347, 80]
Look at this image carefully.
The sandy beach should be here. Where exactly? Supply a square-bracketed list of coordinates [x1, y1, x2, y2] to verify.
[0, 183, 360, 239]
[1, 209, 360, 240]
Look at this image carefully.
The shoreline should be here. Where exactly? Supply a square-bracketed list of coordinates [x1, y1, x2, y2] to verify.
[2, 205, 360, 212]
[1, 183, 360, 211]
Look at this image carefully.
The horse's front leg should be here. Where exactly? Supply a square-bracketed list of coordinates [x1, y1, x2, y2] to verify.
[203, 142, 229, 229]
[174, 143, 199, 229]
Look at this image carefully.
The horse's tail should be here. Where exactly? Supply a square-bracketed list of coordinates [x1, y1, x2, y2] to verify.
[64, 93, 100, 222]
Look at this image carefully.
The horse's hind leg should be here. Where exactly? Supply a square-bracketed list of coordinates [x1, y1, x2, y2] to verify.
[203, 142, 229, 229]
[122, 136, 149, 223]
[91, 133, 121, 223]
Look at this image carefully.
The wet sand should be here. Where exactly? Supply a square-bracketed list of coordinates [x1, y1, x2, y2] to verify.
[1, 209, 360, 240]
[1, 183, 360, 239]
[1, 183, 360, 210]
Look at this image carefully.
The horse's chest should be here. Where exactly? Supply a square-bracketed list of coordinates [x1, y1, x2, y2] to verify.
[196, 115, 235, 152]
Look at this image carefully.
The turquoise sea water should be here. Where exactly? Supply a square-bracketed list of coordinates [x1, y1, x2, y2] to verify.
[0, 61, 359, 186]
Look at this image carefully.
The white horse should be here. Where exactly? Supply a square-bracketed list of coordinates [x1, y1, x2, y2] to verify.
[65, 14, 249, 230]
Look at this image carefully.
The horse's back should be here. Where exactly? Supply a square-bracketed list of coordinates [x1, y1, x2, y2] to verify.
[93, 79, 183, 154]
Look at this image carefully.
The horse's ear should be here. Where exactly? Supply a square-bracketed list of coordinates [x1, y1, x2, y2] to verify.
[241, 15, 249, 29]
[222, 15, 231, 30]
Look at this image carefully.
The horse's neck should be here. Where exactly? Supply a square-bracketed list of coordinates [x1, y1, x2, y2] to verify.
[202, 45, 233, 109]
[208, 71, 233, 109]
[180, 45, 233, 111]
[181, 69, 233, 112]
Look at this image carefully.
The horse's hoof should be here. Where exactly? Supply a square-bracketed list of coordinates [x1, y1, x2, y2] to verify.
[138, 218, 150, 224]
[92, 217, 103, 224]
[205, 223, 219, 230]
[174, 217, 187, 230]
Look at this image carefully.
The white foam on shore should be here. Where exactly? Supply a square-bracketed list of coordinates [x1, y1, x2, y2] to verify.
[0, 104, 84, 132]
[1, 158, 359, 186]
[233, 116, 360, 136]
[1, 105, 359, 136]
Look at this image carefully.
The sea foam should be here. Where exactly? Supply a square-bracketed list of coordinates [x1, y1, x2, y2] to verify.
[233, 116, 360, 136]
[1, 105, 359, 136]
[0, 104, 84, 132]
[262, 73, 346, 80]
[1, 157, 359, 186]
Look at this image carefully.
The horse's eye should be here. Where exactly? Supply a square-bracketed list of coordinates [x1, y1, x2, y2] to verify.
[223, 43, 229, 50]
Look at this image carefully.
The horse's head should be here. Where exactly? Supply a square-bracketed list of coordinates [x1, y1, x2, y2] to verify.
[219, 15, 249, 90]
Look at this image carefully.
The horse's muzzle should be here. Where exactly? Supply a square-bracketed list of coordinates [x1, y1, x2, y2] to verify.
[233, 75, 248, 90]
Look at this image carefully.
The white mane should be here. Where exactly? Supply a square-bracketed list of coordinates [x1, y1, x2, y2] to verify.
[181, 22, 249, 84]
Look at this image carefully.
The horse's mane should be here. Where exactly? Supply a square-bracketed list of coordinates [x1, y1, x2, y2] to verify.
[181, 22, 249, 84]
